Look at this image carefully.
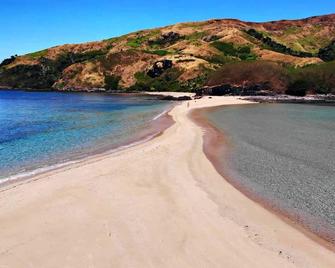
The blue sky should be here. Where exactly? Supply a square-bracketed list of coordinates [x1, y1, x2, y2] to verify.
[1, 0, 335, 61]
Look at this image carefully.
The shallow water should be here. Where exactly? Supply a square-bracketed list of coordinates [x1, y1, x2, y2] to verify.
[0, 90, 171, 181]
[204, 103, 335, 237]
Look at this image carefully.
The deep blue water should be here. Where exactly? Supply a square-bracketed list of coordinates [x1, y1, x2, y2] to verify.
[205, 104, 335, 237]
[0, 90, 171, 181]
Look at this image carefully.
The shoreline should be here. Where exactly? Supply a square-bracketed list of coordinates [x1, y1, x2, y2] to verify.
[244, 94, 335, 104]
[190, 105, 335, 252]
[0, 102, 175, 189]
[2, 88, 334, 104]
[1, 96, 335, 267]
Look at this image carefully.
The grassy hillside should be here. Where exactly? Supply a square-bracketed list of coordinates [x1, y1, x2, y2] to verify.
[1, 14, 335, 95]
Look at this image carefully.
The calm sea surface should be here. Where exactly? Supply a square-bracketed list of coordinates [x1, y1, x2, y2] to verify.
[204, 103, 335, 236]
[0, 90, 171, 182]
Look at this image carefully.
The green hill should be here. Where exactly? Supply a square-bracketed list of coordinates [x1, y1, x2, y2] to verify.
[1, 14, 335, 95]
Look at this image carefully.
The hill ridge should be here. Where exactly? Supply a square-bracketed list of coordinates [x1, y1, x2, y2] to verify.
[0, 13, 334, 95]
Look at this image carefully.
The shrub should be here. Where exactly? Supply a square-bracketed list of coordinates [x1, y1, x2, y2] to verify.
[318, 40, 335, 62]
[0, 55, 17, 67]
[211, 41, 257, 61]
[286, 80, 309, 96]
[127, 40, 142, 48]
[176, 59, 196, 63]
[185, 31, 207, 41]
[206, 61, 288, 93]
[238, 46, 251, 54]
[127, 31, 161, 48]
[180, 69, 211, 92]
[132, 68, 183, 91]
[78, 50, 106, 61]
[145, 50, 169, 56]
[246, 29, 314, 58]
[0, 63, 58, 89]
[205, 54, 234, 65]
[287, 61, 335, 94]
[26, 49, 48, 59]
[104, 74, 121, 90]
[126, 35, 148, 48]
[212, 42, 236, 55]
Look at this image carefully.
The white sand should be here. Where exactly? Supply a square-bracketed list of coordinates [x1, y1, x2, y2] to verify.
[0, 96, 334, 267]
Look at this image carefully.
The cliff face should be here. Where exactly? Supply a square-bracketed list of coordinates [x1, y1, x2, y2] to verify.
[0, 14, 335, 92]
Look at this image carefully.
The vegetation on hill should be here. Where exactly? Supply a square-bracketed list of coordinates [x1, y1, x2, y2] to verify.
[1, 14, 335, 95]
[318, 40, 335, 61]
[205, 60, 335, 96]
[104, 74, 121, 90]
[211, 41, 257, 61]
[286, 61, 335, 95]
[0, 55, 17, 67]
[245, 29, 315, 58]
[131, 68, 184, 92]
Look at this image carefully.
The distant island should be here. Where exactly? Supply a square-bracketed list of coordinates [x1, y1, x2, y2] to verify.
[0, 14, 335, 96]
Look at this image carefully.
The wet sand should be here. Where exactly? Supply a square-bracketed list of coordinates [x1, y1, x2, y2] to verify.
[0, 96, 335, 267]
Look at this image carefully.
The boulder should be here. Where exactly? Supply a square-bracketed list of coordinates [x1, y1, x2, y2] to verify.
[160, 95, 192, 101]
[147, 60, 173, 78]
[196, 84, 274, 96]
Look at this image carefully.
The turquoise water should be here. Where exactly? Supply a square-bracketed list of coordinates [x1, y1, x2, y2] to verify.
[205, 104, 335, 237]
[0, 90, 171, 182]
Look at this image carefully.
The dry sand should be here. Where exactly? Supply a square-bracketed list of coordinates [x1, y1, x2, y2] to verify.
[0, 96, 335, 267]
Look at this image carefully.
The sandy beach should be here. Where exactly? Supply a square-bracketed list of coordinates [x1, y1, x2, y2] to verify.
[0, 95, 335, 267]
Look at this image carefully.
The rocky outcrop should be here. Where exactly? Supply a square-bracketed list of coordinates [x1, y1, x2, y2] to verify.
[196, 84, 275, 96]
[147, 60, 173, 78]
[159, 95, 192, 101]
[245, 94, 335, 104]
[148, 32, 183, 47]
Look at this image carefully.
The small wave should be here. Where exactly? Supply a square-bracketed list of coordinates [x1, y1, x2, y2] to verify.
[0, 105, 172, 187]
[0, 130, 159, 187]
[152, 109, 169, 121]
[0, 160, 79, 186]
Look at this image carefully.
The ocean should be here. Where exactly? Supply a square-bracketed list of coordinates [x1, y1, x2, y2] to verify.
[0, 90, 171, 183]
[203, 103, 335, 240]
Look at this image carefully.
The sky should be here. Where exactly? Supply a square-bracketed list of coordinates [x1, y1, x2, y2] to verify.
[1, 0, 335, 61]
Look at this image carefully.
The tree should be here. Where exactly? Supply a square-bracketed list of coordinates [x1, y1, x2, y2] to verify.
[206, 61, 288, 93]
[104, 74, 121, 90]
[0, 55, 17, 67]
[286, 80, 309, 96]
[318, 40, 335, 62]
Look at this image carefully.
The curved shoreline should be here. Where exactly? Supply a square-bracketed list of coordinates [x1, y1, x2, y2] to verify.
[0, 103, 175, 189]
[1, 96, 335, 267]
[190, 105, 335, 251]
